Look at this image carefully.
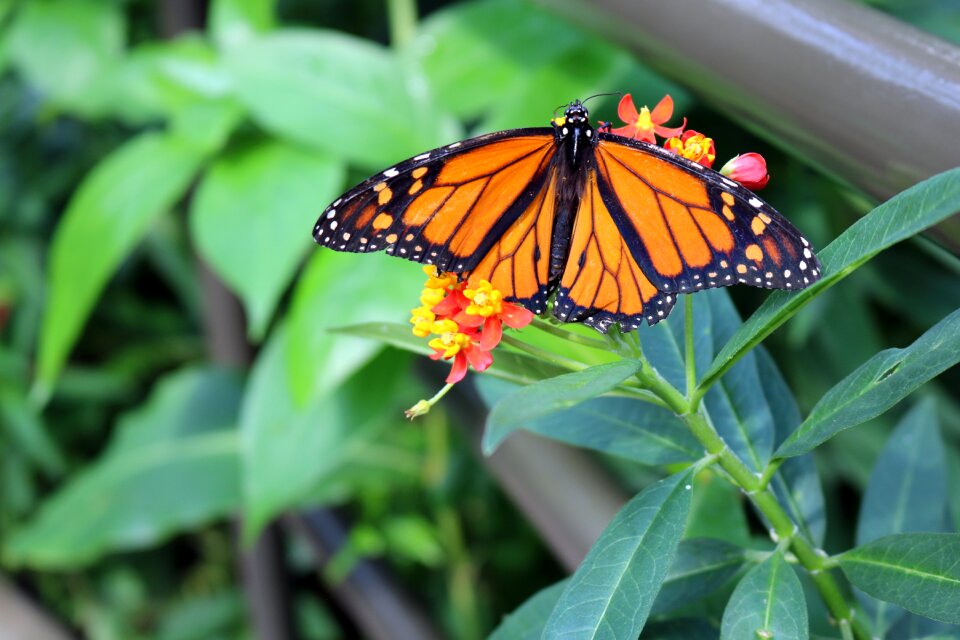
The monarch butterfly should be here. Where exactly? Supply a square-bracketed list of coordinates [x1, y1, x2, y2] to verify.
[313, 100, 821, 332]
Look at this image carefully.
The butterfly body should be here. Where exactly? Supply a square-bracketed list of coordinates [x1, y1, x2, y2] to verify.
[313, 101, 821, 332]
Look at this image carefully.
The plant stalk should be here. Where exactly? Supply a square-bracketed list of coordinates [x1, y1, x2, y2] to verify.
[387, 0, 417, 49]
[626, 322, 872, 640]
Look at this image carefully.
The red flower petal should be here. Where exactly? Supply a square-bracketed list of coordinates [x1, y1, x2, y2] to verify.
[609, 124, 646, 140]
[501, 302, 535, 329]
[480, 316, 503, 351]
[649, 94, 674, 124]
[616, 93, 639, 124]
[466, 346, 493, 373]
[446, 353, 469, 384]
[654, 118, 687, 139]
[456, 311, 484, 328]
[431, 295, 460, 317]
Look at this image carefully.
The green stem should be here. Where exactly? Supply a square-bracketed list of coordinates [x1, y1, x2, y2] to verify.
[531, 317, 611, 350]
[386, 0, 417, 49]
[632, 351, 871, 640]
[501, 334, 589, 371]
[684, 295, 696, 398]
[840, 619, 855, 640]
[758, 458, 784, 489]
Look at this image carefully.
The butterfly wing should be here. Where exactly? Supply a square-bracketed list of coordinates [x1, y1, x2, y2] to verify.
[314, 129, 556, 288]
[554, 166, 675, 332]
[593, 134, 821, 299]
[462, 159, 560, 315]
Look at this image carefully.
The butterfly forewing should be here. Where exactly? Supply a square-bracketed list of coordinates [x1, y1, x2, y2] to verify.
[313, 130, 556, 275]
[594, 135, 821, 299]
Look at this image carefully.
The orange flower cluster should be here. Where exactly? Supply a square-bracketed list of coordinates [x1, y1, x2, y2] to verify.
[409, 266, 534, 385]
[610, 93, 770, 190]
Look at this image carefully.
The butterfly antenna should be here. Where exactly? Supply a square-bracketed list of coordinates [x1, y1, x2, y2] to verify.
[583, 92, 624, 106]
[554, 103, 568, 117]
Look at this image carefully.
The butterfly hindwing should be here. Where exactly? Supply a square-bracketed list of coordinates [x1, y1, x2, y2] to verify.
[594, 135, 821, 298]
[463, 162, 559, 315]
[553, 167, 676, 332]
[313, 129, 556, 275]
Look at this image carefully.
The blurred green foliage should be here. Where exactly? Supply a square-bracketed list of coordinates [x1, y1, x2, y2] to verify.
[1, 0, 959, 638]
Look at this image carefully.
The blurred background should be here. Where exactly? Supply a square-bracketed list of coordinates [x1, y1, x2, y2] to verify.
[1, 0, 959, 638]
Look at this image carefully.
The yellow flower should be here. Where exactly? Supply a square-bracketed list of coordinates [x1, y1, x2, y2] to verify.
[463, 280, 503, 318]
[422, 265, 458, 291]
[428, 319, 471, 358]
[409, 305, 436, 338]
[420, 287, 446, 308]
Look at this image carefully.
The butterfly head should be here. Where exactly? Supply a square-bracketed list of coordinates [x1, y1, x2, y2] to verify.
[552, 100, 595, 164]
[552, 100, 590, 130]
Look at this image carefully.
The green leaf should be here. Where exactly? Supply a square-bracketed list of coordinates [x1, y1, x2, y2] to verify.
[685, 471, 750, 546]
[858, 400, 947, 544]
[477, 377, 699, 464]
[240, 326, 415, 538]
[640, 618, 720, 639]
[641, 290, 775, 471]
[209, 0, 275, 48]
[543, 471, 694, 639]
[37, 132, 208, 394]
[410, 0, 683, 129]
[0, 384, 65, 476]
[484, 360, 641, 451]
[157, 589, 246, 640]
[7, 0, 124, 116]
[757, 348, 826, 546]
[720, 550, 808, 640]
[191, 139, 345, 339]
[488, 579, 568, 640]
[652, 538, 745, 614]
[169, 99, 245, 156]
[949, 448, 960, 533]
[702, 167, 960, 394]
[4, 369, 242, 568]
[887, 612, 960, 640]
[111, 35, 233, 124]
[839, 533, 960, 624]
[776, 308, 960, 457]
[700, 291, 775, 471]
[285, 251, 424, 406]
[224, 30, 453, 170]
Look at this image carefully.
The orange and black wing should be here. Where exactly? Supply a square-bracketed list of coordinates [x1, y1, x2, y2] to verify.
[554, 167, 675, 332]
[593, 135, 821, 303]
[314, 130, 556, 299]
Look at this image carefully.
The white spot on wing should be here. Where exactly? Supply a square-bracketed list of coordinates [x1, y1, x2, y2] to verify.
[384, 168, 399, 178]
[749, 197, 762, 208]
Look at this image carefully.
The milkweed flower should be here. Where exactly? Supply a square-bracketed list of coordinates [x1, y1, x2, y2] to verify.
[610, 94, 686, 143]
[664, 130, 716, 168]
[460, 280, 534, 351]
[405, 267, 534, 418]
[720, 152, 770, 190]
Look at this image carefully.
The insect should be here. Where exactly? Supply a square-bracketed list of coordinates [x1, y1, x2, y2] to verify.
[313, 100, 821, 332]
